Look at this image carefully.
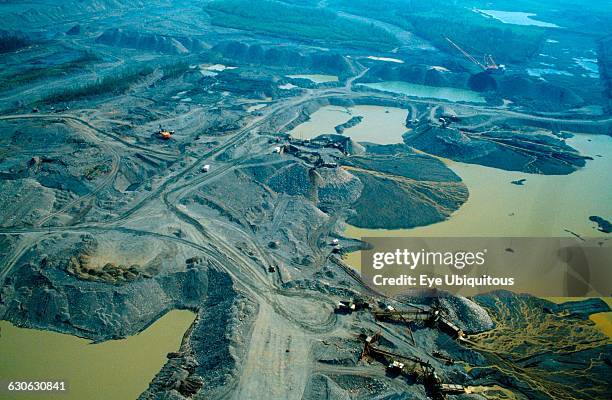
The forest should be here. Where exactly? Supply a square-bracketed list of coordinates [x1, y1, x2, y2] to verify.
[206, 0, 399, 50]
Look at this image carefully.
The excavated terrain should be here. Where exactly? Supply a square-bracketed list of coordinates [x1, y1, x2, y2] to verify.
[0, 1, 610, 399]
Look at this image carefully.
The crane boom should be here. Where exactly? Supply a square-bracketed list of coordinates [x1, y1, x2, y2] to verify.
[485, 54, 499, 69]
[444, 37, 486, 70]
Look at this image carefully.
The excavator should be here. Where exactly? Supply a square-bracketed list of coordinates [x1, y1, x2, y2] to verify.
[445, 36, 505, 74]
[157, 124, 174, 140]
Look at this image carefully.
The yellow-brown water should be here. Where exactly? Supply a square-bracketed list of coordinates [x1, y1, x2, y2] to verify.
[288, 106, 612, 395]
[590, 310, 612, 337]
[465, 385, 521, 399]
[340, 133, 612, 341]
[0, 310, 195, 400]
[546, 297, 612, 338]
[344, 134, 612, 269]
[289, 105, 408, 144]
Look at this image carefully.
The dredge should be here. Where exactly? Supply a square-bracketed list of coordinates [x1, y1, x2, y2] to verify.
[335, 296, 466, 342]
[334, 291, 472, 398]
[359, 332, 466, 399]
[445, 36, 505, 74]
[372, 300, 466, 341]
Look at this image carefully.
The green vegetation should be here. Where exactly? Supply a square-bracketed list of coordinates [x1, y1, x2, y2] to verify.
[206, 0, 398, 50]
[0, 34, 29, 53]
[599, 36, 612, 113]
[40, 61, 193, 104]
[0, 53, 100, 92]
[160, 61, 192, 80]
[470, 0, 612, 34]
[43, 65, 154, 104]
[403, 14, 543, 63]
[84, 164, 112, 180]
[330, 0, 544, 63]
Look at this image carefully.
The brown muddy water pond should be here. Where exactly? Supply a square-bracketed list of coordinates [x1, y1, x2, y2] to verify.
[0, 310, 195, 400]
[344, 133, 612, 265]
[289, 104, 408, 144]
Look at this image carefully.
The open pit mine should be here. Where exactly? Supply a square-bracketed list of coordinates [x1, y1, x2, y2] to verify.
[0, 1, 610, 399]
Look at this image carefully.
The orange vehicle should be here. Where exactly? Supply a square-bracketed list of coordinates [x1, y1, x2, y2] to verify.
[157, 125, 174, 139]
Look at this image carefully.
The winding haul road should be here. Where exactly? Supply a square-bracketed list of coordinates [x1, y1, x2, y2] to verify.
[1, 65, 610, 399]
[1, 63, 610, 293]
[1, 62, 610, 305]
